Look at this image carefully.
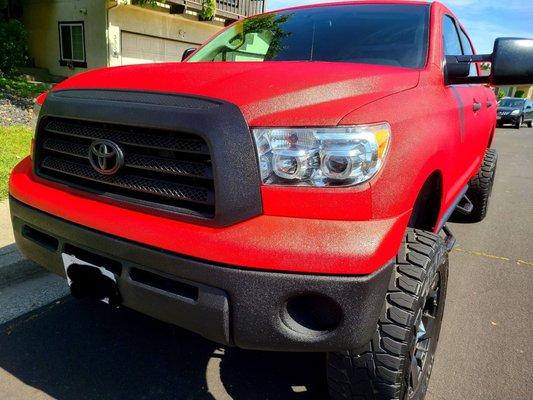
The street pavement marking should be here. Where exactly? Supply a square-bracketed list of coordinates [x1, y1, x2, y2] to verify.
[206, 348, 232, 400]
[516, 259, 533, 267]
[454, 247, 533, 268]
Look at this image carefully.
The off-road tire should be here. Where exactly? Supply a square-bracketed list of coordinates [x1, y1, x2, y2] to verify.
[327, 229, 448, 400]
[454, 148, 498, 223]
[515, 116, 523, 129]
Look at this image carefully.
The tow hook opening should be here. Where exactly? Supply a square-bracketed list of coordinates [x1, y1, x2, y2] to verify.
[65, 263, 120, 306]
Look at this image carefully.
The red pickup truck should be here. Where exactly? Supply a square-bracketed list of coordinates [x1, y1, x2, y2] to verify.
[9, 1, 533, 398]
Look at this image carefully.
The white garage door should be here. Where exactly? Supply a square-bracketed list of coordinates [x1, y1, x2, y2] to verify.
[121, 31, 195, 65]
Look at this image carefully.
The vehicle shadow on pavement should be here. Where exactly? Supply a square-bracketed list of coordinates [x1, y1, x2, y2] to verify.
[0, 297, 328, 400]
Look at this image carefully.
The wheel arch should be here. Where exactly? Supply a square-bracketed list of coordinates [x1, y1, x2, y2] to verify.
[487, 124, 496, 148]
[408, 170, 443, 232]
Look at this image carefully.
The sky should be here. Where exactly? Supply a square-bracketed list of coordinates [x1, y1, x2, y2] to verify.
[265, 0, 533, 54]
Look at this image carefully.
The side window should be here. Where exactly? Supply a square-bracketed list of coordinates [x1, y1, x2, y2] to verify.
[458, 28, 478, 76]
[443, 16, 462, 56]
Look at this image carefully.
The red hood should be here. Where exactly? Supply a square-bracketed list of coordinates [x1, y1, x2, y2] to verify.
[54, 62, 420, 126]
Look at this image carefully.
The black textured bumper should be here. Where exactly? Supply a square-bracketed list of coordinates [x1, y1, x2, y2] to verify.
[9, 196, 393, 352]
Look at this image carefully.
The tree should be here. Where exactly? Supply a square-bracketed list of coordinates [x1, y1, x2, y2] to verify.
[497, 89, 506, 100]
[514, 90, 525, 98]
[199, 0, 216, 21]
[0, 18, 28, 76]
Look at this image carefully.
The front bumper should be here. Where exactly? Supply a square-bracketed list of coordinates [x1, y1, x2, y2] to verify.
[10, 196, 393, 352]
[497, 114, 520, 124]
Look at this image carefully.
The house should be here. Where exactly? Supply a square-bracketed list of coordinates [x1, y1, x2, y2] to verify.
[498, 85, 533, 99]
[19, 0, 265, 78]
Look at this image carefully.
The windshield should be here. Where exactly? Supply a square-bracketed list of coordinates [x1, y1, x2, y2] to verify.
[188, 4, 429, 68]
[499, 99, 525, 108]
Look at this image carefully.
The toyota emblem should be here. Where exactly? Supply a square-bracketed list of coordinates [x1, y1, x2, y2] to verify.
[88, 139, 124, 175]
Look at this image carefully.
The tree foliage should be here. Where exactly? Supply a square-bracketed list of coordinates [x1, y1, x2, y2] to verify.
[135, 0, 162, 7]
[514, 90, 525, 98]
[199, 0, 216, 21]
[0, 19, 28, 77]
[242, 13, 291, 59]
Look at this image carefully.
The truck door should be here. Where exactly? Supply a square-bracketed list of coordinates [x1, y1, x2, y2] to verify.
[526, 100, 533, 124]
[443, 15, 487, 186]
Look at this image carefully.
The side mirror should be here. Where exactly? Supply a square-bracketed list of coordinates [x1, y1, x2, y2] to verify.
[182, 48, 197, 61]
[491, 38, 533, 85]
[444, 55, 470, 84]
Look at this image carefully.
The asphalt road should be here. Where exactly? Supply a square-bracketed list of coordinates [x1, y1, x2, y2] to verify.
[0, 127, 532, 400]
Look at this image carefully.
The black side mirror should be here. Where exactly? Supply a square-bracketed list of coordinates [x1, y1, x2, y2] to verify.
[182, 48, 197, 61]
[444, 55, 470, 84]
[491, 38, 533, 85]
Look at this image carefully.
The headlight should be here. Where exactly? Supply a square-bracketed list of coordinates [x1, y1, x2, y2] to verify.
[511, 109, 520, 115]
[252, 123, 391, 187]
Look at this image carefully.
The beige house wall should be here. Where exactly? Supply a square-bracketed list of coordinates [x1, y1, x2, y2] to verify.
[21, 0, 223, 78]
[22, 0, 107, 77]
[107, 4, 222, 66]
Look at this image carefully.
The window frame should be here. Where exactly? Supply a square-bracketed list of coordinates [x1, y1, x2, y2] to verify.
[58, 21, 87, 68]
[442, 15, 463, 57]
[442, 14, 481, 80]
[457, 26, 479, 77]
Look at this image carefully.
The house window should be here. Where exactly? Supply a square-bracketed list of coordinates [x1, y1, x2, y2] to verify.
[58, 22, 87, 67]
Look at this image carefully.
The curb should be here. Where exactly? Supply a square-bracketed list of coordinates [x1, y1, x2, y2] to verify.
[0, 250, 45, 287]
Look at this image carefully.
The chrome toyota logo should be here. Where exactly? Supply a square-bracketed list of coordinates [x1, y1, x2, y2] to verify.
[88, 139, 124, 175]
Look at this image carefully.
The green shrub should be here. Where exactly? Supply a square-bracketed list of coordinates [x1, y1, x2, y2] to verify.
[497, 89, 506, 100]
[514, 90, 525, 98]
[0, 19, 28, 77]
[199, 0, 216, 21]
[0, 76, 48, 98]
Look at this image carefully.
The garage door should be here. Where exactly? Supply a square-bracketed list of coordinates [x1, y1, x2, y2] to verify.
[121, 31, 195, 65]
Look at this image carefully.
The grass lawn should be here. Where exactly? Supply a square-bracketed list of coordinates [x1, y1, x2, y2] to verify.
[0, 125, 33, 199]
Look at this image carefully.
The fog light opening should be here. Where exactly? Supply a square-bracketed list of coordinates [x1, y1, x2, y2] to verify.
[282, 293, 342, 335]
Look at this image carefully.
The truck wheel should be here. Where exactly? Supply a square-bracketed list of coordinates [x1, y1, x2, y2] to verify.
[327, 229, 448, 400]
[527, 120, 532, 128]
[457, 148, 498, 223]
[515, 116, 523, 129]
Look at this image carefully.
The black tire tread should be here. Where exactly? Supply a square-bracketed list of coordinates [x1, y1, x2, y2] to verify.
[465, 148, 497, 222]
[327, 229, 446, 400]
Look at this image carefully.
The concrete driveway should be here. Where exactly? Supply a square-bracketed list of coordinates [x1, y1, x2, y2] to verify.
[0, 127, 532, 400]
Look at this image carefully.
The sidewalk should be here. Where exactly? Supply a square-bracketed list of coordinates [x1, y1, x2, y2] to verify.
[0, 199, 68, 324]
[0, 199, 42, 285]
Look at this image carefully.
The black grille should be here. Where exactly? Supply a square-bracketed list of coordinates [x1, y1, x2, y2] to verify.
[35, 117, 215, 218]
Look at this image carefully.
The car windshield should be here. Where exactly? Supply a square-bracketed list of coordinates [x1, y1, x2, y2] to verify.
[188, 4, 429, 68]
[499, 99, 525, 108]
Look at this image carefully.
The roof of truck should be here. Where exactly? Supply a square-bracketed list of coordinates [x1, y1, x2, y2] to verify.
[271, 0, 435, 14]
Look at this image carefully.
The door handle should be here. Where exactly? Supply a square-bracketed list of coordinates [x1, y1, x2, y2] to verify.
[473, 102, 482, 111]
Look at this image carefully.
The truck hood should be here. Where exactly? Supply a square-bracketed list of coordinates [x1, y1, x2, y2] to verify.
[54, 62, 420, 126]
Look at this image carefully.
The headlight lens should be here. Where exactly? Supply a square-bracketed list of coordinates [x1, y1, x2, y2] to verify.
[252, 123, 391, 187]
[511, 109, 520, 115]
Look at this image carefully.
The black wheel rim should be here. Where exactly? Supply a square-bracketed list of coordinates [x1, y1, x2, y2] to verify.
[407, 273, 441, 399]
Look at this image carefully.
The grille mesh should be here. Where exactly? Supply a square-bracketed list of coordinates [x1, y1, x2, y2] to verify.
[36, 118, 215, 218]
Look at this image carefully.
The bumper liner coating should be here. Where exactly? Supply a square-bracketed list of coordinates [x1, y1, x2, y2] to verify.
[10, 196, 393, 352]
